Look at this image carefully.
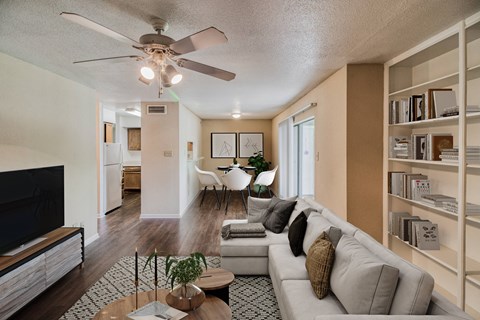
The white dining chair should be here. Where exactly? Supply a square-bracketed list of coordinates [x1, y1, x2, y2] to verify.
[253, 165, 278, 198]
[195, 165, 224, 209]
[221, 168, 252, 214]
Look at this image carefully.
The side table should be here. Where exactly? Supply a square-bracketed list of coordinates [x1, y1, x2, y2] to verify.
[194, 268, 235, 304]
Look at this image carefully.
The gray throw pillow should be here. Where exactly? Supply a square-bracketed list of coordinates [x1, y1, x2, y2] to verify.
[262, 197, 297, 233]
[247, 197, 272, 223]
[330, 235, 399, 314]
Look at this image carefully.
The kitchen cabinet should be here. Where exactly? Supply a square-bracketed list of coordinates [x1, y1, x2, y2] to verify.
[128, 128, 141, 150]
[123, 166, 141, 190]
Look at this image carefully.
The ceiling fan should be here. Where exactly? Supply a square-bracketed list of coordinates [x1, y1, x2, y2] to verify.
[60, 12, 236, 96]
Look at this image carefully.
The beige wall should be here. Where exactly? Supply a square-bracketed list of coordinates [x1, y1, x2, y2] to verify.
[272, 64, 384, 241]
[0, 52, 98, 243]
[272, 66, 348, 219]
[141, 101, 180, 217]
[346, 65, 384, 241]
[200, 120, 272, 172]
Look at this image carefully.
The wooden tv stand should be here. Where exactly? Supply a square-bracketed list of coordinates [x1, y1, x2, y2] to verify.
[0, 227, 84, 320]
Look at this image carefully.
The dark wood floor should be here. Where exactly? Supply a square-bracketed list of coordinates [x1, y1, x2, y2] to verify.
[10, 190, 249, 320]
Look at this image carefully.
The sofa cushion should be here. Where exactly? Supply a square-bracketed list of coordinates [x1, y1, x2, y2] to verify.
[288, 212, 308, 256]
[305, 232, 335, 299]
[303, 212, 334, 254]
[303, 197, 326, 213]
[268, 244, 309, 291]
[220, 220, 288, 257]
[354, 230, 434, 315]
[288, 197, 313, 227]
[247, 197, 272, 223]
[262, 197, 297, 233]
[330, 235, 399, 314]
[281, 280, 347, 320]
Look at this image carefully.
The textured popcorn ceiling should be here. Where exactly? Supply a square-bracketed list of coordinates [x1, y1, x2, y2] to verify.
[0, 0, 479, 119]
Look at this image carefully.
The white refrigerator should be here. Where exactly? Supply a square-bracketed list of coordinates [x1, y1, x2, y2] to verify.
[104, 143, 123, 213]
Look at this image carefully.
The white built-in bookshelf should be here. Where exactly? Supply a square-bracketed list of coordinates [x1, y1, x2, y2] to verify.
[383, 11, 480, 318]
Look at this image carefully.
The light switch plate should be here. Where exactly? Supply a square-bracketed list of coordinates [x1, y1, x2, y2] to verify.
[164, 150, 173, 157]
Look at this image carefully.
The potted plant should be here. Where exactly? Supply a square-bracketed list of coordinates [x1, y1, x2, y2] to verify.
[165, 253, 208, 311]
[247, 151, 271, 193]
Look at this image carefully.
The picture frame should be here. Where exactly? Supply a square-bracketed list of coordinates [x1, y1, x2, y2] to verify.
[239, 132, 264, 158]
[211, 132, 237, 158]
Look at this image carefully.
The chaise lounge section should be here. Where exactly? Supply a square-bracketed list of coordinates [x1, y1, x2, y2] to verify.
[220, 197, 473, 320]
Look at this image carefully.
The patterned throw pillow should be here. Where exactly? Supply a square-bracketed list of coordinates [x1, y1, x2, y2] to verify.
[305, 232, 335, 299]
[288, 212, 308, 256]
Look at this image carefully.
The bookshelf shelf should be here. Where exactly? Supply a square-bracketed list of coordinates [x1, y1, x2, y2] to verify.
[388, 158, 459, 167]
[390, 234, 480, 282]
[388, 112, 480, 128]
[389, 72, 459, 97]
[388, 194, 480, 225]
[384, 12, 480, 315]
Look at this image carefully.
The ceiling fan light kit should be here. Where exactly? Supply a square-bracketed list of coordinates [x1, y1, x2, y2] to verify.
[60, 12, 235, 97]
[232, 113, 241, 119]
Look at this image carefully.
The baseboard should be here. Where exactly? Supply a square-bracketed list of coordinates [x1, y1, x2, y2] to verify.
[85, 233, 99, 247]
[139, 213, 180, 219]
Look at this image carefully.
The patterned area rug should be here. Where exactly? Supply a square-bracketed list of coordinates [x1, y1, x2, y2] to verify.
[60, 256, 281, 320]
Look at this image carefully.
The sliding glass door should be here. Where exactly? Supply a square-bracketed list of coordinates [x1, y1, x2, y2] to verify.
[294, 119, 315, 197]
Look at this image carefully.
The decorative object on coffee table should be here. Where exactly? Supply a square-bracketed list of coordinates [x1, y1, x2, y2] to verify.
[194, 268, 235, 304]
[164, 252, 208, 311]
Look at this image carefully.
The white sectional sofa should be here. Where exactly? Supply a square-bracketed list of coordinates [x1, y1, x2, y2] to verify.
[220, 197, 473, 320]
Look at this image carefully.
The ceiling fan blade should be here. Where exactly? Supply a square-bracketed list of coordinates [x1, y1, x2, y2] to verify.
[73, 55, 144, 64]
[60, 12, 140, 47]
[176, 58, 235, 81]
[170, 27, 228, 55]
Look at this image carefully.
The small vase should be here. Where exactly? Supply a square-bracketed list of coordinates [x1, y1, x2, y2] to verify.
[165, 283, 206, 311]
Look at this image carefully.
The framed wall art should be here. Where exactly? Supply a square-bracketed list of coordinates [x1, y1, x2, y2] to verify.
[239, 132, 263, 158]
[211, 132, 237, 158]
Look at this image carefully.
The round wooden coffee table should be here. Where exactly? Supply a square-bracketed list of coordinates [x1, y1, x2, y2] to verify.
[194, 268, 235, 304]
[93, 289, 231, 320]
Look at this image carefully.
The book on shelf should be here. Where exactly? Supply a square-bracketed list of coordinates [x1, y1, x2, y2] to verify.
[409, 219, 429, 245]
[389, 100, 400, 124]
[127, 301, 188, 320]
[414, 221, 440, 250]
[427, 134, 453, 161]
[399, 215, 420, 241]
[411, 179, 431, 201]
[441, 105, 480, 117]
[443, 202, 480, 215]
[420, 194, 456, 207]
[403, 173, 428, 199]
[440, 145, 480, 164]
[412, 134, 427, 160]
[389, 211, 410, 236]
[388, 171, 406, 197]
[426, 88, 452, 119]
[411, 95, 424, 121]
[433, 90, 457, 119]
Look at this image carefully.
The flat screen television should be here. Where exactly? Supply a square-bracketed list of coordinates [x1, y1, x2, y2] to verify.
[0, 165, 64, 255]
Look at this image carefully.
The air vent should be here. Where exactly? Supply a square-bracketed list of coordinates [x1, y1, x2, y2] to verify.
[147, 105, 167, 115]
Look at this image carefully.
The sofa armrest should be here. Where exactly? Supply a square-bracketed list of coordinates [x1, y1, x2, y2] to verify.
[314, 316, 468, 320]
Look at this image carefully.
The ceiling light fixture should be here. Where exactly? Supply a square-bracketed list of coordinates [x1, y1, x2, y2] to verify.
[165, 64, 182, 84]
[232, 113, 241, 119]
[140, 66, 155, 80]
[125, 107, 141, 117]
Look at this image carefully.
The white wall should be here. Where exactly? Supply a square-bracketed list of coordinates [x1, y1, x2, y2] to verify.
[118, 115, 141, 165]
[179, 104, 202, 214]
[141, 102, 180, 218]
[0, 52, 98, 243]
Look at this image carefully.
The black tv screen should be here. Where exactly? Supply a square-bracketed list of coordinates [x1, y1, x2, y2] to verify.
[0, 166, 64, 255]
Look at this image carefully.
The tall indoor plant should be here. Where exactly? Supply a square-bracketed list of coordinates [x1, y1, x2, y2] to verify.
[248, 151, 271, 193]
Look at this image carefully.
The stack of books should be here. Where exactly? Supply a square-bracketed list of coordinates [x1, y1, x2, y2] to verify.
[441, 105, 480, 117]
[388, 171, 430, 200]
[420, 194, 456, 207]
[411, 133, 453, 161]
[389, 136, 411, 159]
[439, 146, 480, 164]
[444, 202, 480, 216]
[388, 212, 440, 250]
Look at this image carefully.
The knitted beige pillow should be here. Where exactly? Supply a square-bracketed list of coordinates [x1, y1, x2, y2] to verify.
[305, 232, 335, 299]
